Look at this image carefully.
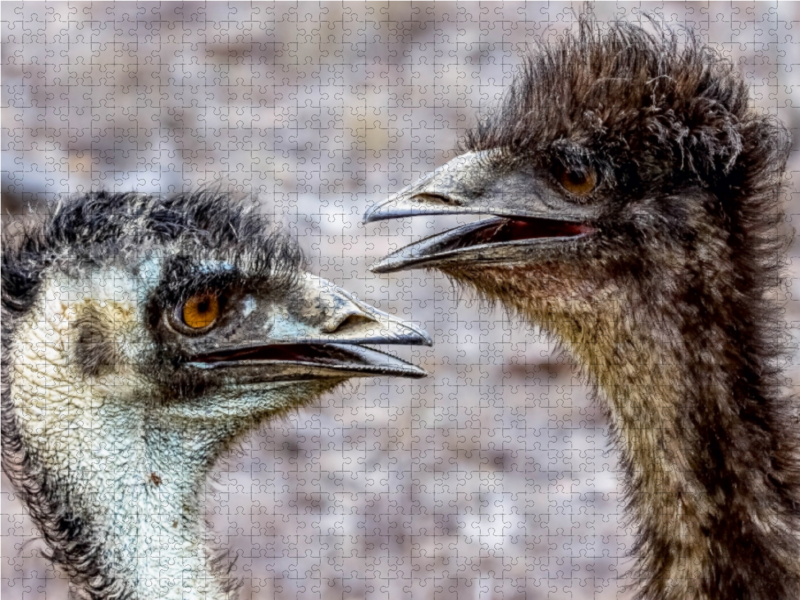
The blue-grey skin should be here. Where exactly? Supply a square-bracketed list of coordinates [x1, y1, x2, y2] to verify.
[2, 190, 430, 600]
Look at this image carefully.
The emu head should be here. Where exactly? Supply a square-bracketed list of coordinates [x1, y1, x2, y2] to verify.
[1, 191, 430, 596]
[364, 18, 800, 600]
[3, 191, 428, 458]
[365, 19, 789, 346]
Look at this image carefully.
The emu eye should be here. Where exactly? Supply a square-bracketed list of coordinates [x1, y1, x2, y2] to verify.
[182, 292, 220, 330]
[556, 164, 597, 197]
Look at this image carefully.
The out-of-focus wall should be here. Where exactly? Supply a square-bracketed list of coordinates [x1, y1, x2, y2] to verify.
[3, 3, 799, 599]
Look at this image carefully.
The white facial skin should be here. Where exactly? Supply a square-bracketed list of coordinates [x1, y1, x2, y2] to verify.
[9, 258, 424, 599]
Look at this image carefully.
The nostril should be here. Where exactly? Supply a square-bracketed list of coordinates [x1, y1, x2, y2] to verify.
[414, 193, 461, 206]
[321, 312, 374, 334]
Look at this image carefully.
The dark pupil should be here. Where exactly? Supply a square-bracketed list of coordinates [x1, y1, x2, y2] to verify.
[197, 298, 210, 313]
[567, 170, 585, 184]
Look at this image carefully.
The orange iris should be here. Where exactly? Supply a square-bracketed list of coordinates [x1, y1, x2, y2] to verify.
[182, 292, 220, 329]
[558, 165, 597, 196]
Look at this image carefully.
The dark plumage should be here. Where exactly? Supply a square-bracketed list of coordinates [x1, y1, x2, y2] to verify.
[3, 190, 302, 308]
[3, 190, 429, 599]
[366, 16, 799, 600]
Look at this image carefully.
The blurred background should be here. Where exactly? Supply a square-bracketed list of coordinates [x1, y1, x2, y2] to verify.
[3, 2, 799, 599]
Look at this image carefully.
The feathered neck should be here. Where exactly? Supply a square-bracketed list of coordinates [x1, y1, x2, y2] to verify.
[532, 286, 800, 600]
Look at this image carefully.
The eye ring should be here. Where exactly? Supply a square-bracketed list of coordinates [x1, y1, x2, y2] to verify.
[175, 291, 221, 332]
[555, 162, 598, 197]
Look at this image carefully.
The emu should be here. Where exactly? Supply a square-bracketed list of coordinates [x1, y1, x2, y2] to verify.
[2, 190, 430, 599]
[365, 18, 800, 600]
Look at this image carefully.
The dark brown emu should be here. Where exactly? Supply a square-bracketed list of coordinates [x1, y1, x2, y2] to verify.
[365, 18, 800, 600]
[2, 191, 430, 599]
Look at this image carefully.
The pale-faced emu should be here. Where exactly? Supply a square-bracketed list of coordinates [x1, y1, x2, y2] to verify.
[365, 18, 800, 600]
[2, 190, 430, 599]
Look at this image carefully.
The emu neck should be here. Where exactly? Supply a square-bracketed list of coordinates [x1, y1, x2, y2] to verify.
[12, 393, 232, 599]
[8, 295, 234, 599]
[537, 298, 800, 600]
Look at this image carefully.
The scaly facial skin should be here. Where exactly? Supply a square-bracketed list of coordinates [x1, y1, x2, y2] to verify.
[5, 227, 430, 600]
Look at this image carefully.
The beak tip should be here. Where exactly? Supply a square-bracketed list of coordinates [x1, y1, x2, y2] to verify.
[416, 334, 434, 348]
[419, 329, 434, 347]
[399, 322, 433, 347]
[404, 365, 430, 379]
[368, 261, 388, 274]
[368, 257, 405, 274]
[363, 199, 393, 225]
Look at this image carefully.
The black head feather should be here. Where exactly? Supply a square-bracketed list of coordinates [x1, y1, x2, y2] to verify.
[466, 15, 788, 181]
[2, 190, 305, 321]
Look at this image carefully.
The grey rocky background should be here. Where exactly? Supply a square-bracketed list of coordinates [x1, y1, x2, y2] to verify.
[3, 2, 799, 599]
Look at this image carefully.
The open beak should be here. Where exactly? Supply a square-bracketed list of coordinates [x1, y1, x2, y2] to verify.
[186, 275, 431, 381]
[363, 150, 598, 273]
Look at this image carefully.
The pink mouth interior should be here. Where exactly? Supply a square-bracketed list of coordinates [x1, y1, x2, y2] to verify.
[451, 217, 594, 250]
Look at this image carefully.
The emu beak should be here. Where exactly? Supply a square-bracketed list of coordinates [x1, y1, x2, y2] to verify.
[363, 150, 598, 273]
[186, 275, 430, 381]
